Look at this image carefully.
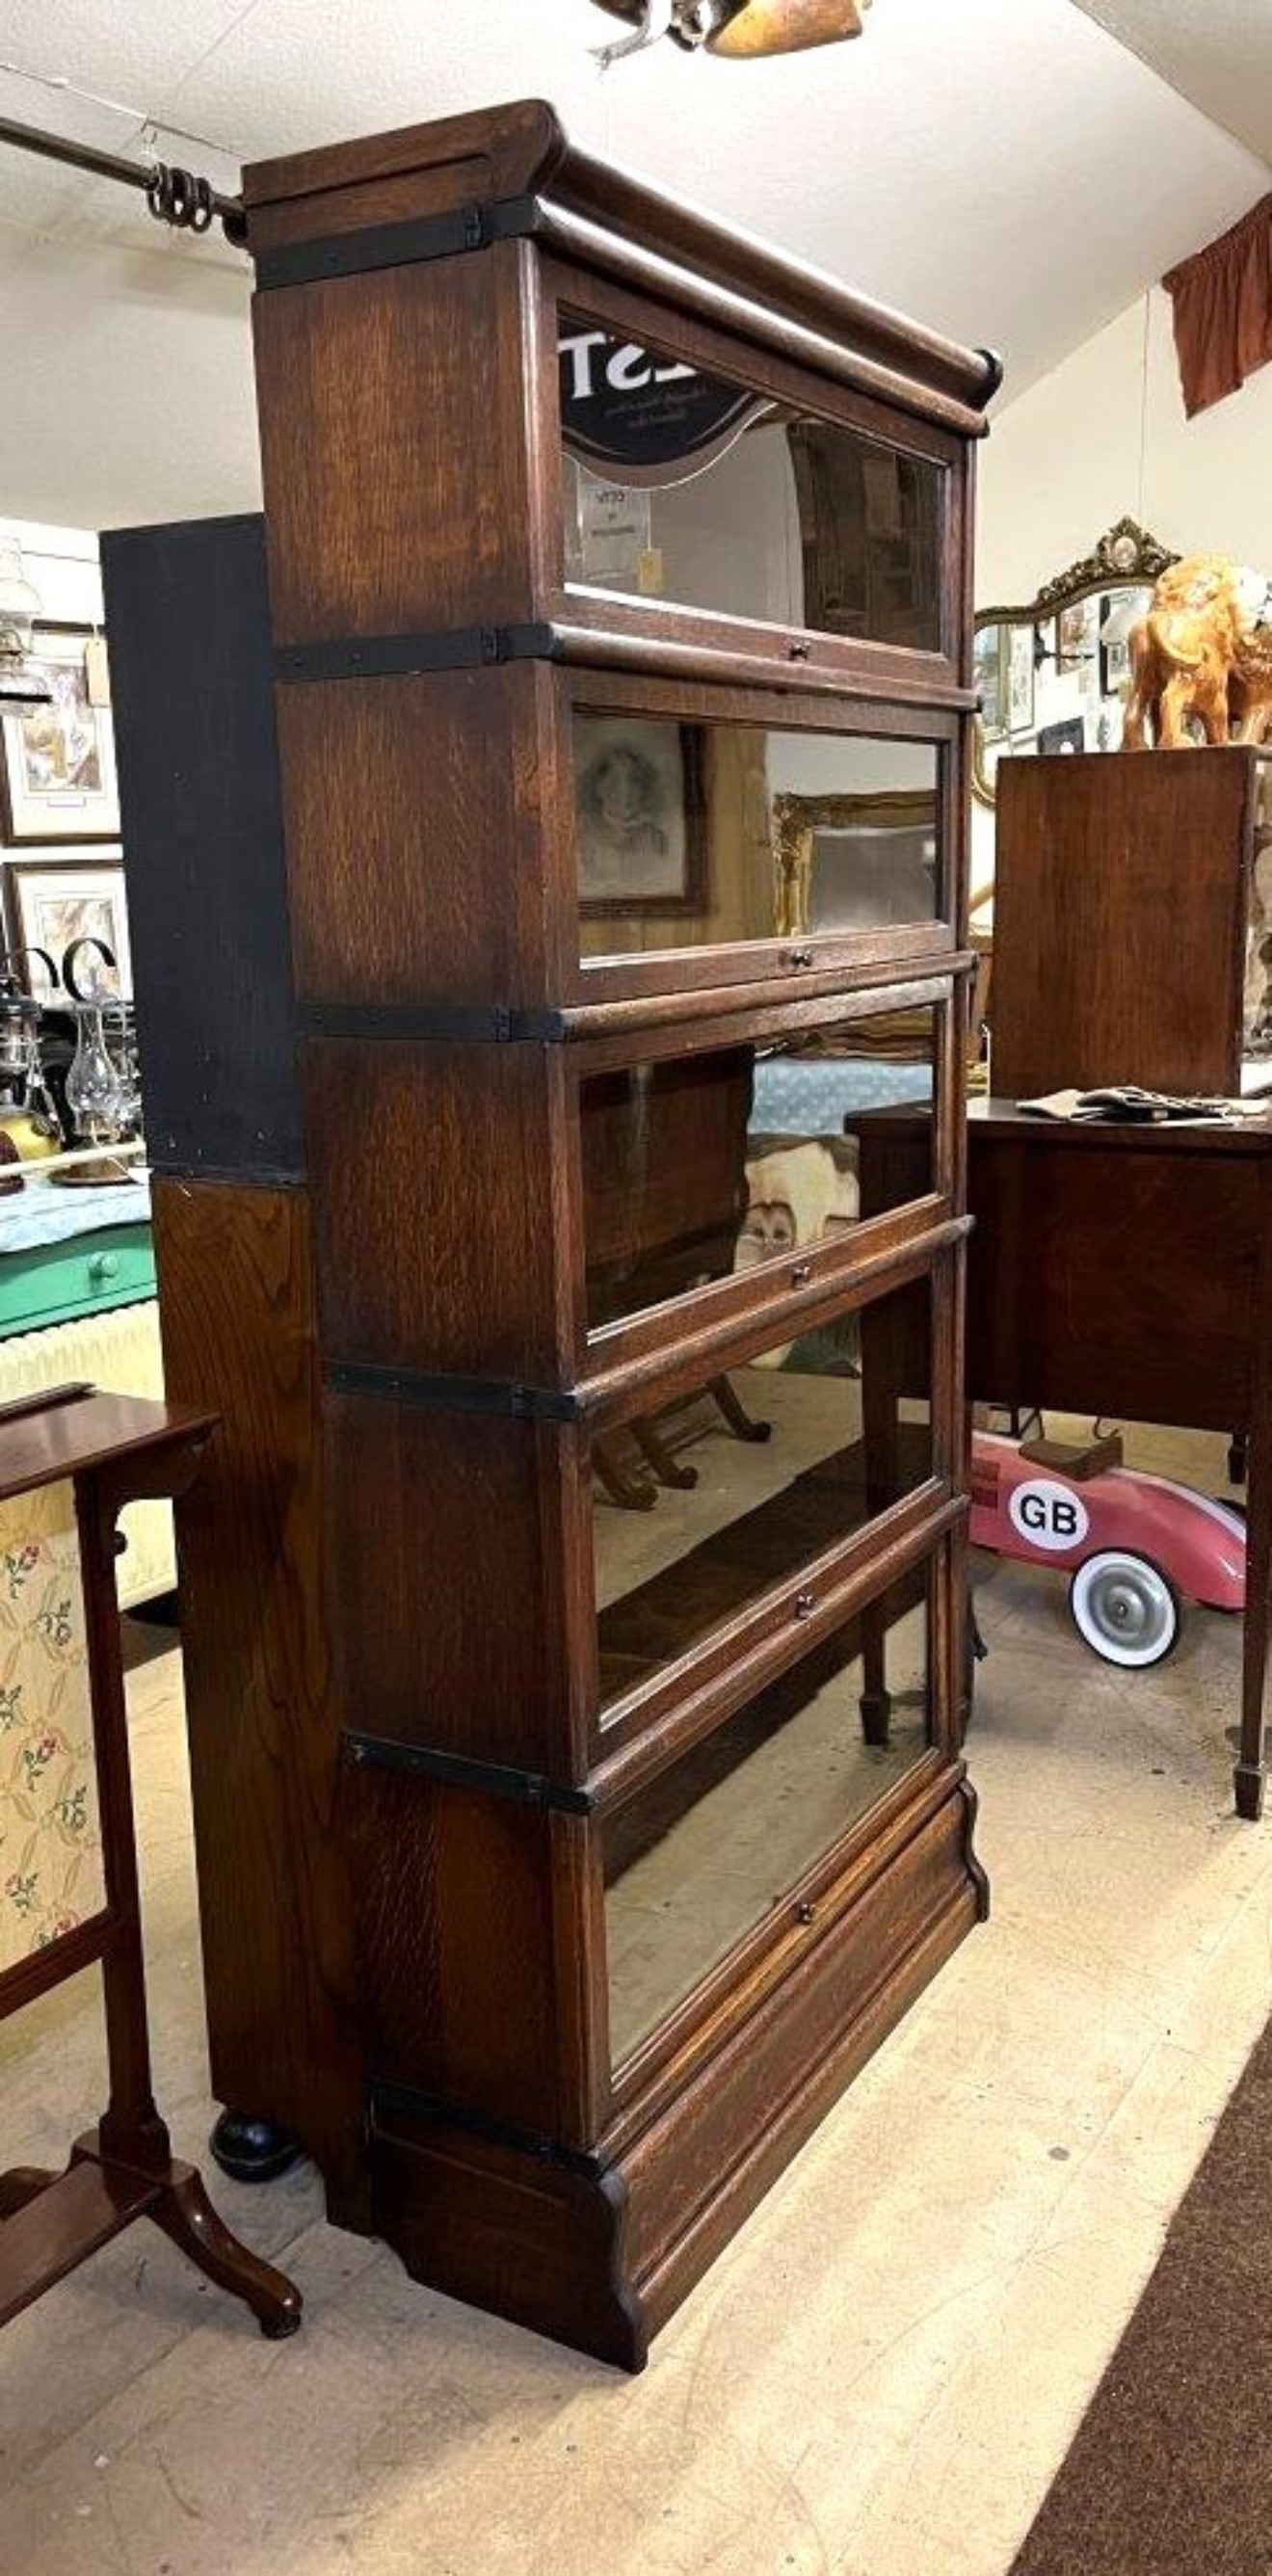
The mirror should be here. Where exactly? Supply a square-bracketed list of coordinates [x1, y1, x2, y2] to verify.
[971, 518, 1180, 809]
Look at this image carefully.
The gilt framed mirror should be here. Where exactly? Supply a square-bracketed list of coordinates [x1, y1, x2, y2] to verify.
[971, 517, 1180, 809]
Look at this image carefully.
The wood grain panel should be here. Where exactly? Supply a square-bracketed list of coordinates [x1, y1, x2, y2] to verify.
[993, 749, 1254, 1101]
[151, 1177, 366, 2221]
[253, 243, 537, 644]
[275, 665, 557, 1009]
[347, 1767, 564, 2132]
[305, 1039, 570, 1381]
[967, 1124, 1261, 1428]
[326, 1396, 585, 1776]
[371, 2111, 643, 2370]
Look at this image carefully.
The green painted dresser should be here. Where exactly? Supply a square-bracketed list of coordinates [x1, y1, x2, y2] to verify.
[0, 1188, 171, 1605]
[0, 1220, 156, 1341]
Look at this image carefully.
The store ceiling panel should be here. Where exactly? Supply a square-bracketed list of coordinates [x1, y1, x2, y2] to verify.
[0, 0, 1266, 527]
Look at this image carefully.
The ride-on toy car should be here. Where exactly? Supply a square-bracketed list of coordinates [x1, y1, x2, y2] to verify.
[969, 1430, 1246, 1668]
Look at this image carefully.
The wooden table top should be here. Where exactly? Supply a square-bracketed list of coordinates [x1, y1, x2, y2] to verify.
[0, 1392, 217, 1504]
[969, 1097, 1272, 1157]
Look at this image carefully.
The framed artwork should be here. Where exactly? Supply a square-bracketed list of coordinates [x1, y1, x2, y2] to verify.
[1099, 587, 1149, 697]
[1037, 715, 1088, 757]
[772, 789, 939, 940]
[1056, 594, 1100, 674]
[973, 625, 1005, 737]
[3, 852, 131, 998]
[573, 713, 706, 914]
[1006, 624, 1035, 735]
[0, 628, 119, 843]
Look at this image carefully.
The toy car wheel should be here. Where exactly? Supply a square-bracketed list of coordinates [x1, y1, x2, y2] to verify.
[1069, 1550, 1180, 1668]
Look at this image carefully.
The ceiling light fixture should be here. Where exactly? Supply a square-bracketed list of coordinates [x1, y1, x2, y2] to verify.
[592, 0, 872, 67]
[0, 538, 52, 716]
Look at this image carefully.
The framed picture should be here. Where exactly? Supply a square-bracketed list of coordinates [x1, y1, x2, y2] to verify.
[0, 627, 119, 843]
[973, 624, 1006, 737]
[1036, 715, 1087, 757]
[3, 852, 131, 998]
[1056, 594, 1100, 675]
[1006, 624, 1035, 735]
[573, 713, 706, 914]
[1099, 587, 1148, 697]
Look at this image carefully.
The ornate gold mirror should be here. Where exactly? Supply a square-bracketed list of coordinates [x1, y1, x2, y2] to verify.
[971, 517, 1179, 809]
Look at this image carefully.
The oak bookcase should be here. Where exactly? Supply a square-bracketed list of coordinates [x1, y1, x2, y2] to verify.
[109, 101, 998, 2367]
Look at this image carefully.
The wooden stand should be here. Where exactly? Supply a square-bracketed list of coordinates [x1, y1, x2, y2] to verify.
[0, 1391, 302, 2339]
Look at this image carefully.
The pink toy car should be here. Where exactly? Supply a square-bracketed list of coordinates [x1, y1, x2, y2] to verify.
[969, 1432, 1246, 1668]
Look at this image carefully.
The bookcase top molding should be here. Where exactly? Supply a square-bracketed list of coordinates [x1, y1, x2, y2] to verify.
[243, 95, 1001, 439]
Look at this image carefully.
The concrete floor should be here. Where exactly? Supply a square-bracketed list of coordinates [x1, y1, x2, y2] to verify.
[2, 1419, 1270, 2576]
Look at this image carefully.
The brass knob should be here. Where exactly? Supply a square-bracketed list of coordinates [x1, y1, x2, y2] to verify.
[795, 1590, 816, 1620]
[791, 1261, 812, 1287]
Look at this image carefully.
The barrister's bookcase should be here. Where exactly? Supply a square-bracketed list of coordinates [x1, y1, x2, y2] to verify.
[119, 101, 998, 2368]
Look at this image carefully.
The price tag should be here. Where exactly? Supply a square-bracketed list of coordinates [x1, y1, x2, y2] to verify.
[85, 635, 112, 708]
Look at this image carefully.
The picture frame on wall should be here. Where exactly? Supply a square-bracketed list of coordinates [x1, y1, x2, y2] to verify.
[1006, 624, 1035, 735]
[972, 624, 1006, 737]
[3, 851, 132, 997]
[1055, 594, 1100, 675]
[1036, 715, 1088, 757]
[0, 627, 119, 844]
[1099, 587, 1148, 697]
[573, 712, 706, 914]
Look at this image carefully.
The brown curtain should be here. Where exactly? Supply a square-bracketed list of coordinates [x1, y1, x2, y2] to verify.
[1163, 193, 1272, 419]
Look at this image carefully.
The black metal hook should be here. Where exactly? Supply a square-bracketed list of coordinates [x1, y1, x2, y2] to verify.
[62, 937, 118, 1004]
[0, 944, 58, 996]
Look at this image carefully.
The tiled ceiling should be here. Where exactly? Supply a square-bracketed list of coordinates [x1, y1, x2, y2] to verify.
[0, 0, 1266, 527]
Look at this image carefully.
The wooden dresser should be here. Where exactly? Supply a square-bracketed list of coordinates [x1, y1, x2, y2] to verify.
[111, 102, 998, 2367]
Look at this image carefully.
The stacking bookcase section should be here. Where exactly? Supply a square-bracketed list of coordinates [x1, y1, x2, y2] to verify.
[240, 98, 999, 2366]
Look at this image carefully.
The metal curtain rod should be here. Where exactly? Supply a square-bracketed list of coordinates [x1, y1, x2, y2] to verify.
[0, 111, 246, 245]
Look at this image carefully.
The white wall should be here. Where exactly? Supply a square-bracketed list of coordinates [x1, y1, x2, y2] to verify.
[978, 284, 1272, 604]
[972, 284, 1272, 890]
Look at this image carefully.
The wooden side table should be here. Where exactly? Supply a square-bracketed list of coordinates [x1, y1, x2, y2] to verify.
[859, 1102, 1272, 1819]
[0, 1387, 302, 2338]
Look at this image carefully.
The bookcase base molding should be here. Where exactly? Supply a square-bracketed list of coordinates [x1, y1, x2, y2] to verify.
[371, 1779, 983, 2370]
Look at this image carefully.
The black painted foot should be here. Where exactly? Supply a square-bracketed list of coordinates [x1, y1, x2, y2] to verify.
[1233, 1763, 1265, 1823]
[210, 2111, 306, 2184]
[860, 1689, 891, 1749]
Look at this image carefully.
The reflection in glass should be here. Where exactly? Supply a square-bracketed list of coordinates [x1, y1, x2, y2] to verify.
[573, 716, 941, 962]
[592, 1278, 934, 1706]
[581, 1006, 939, 1335]
[604, 1584, 932, 2065]
[559, 311, 942, 652]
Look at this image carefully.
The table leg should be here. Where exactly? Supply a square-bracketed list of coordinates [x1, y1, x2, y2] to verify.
[1237, 1412, 1271, 1820]
[1235, 1174, 1272, 1819]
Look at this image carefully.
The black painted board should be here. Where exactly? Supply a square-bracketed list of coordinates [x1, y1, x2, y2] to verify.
[102, 513, 305, 1179]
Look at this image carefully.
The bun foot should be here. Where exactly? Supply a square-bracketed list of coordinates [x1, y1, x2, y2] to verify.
[210, 2111, 306, 2184]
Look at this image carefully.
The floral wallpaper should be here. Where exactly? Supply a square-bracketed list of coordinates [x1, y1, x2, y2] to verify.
[0, 1480, 103, 1973]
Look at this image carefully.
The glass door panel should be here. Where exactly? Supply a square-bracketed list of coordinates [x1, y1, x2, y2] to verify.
[592, 1273, 935, 1709]
[580, 1001, 941, 1338]
[558, 308, 945, 653]
[574, 715, 941, 965]
[604, 1575, 933, 2068]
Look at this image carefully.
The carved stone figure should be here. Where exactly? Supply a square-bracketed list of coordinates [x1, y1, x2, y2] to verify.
[1124, 554, 1272, 750]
